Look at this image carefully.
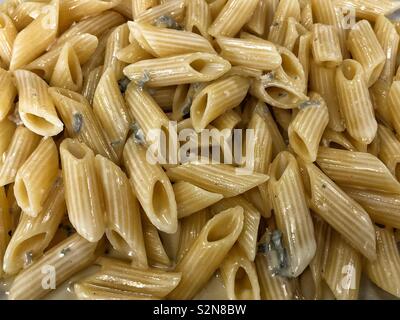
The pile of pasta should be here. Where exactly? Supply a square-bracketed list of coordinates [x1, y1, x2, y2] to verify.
[0, 0, 400, 300]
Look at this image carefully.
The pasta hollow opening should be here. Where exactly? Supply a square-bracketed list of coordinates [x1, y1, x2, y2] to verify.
[68, 55, 81, 87]
[206, 215, 236, 243]
[281, 53, 300, 80]
[64, 141, 89, 160]
[24, 113, 58, 132]
[14, 179, 30, 209]
[192, 94, 208, 126]
[271, 154, 290, 181]
[189, 59, 220, 76]
[152, 180, 172, 221]
[108, 230, 131, 255]
[266, 87, 298, 105]
[341, 62, 358, 81]
[291, 131, 310, 160]
[395, 163, 400, 181]
[29, 69, 46, 79]
[13, 233, 47, 264]
[234, 266, 253, 299]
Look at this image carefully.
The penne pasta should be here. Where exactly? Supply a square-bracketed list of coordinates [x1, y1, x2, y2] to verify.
[168, 206, 244, 299]
[347, 20, 386, 87]
[334, 0, 400, 21]
[3, 176, 65, 275]
[0, 186, 10, 279]
[210, 196, 261, 262]
[245, 0, 269, 36]
[317, 147, 400, 194]
[50, 43, 83, 92]
[9, 0, 59, 71]
[128, 21, 215, 57]
[268, 151, 316, 277]
[0, 118, 16, 166]
[288, 92, 329, 162]
[116, 41, 153, 64]
[93, 68, 131, 158]
[49, 87, 118, 163]
[8, 234, 102, 300]
[377, 125, 400, 180]
[335, 59, 377, 144]
[123, 52, 231, 87]
[167, 162, 269, 198]
[95, 155, 147, 268]
[208, 0, 259, 37]
[14, 70, 64, 137]
[311, 23, 342, 68]
[132, 0, 158, 19]
[135, 0, 186, 25]
[60, 139, 105, 242]
[185, 0, 211, 39]
[365, 227, 400, 298]
[191, 76, 250, 131]
[14, 137, 58, 217]
[297, 159, 376, 260]
[216, 36, 281, 71]
[343, 187, 400, 229]
[220, 245, 260, 300]
[81, 65, 103, 105]
[321, 128, 356, 151]
[123, 137, 178, 234]
[0, 126, 40, 187]
[323, 230, 362, 300]
[174, 181, 223, 219]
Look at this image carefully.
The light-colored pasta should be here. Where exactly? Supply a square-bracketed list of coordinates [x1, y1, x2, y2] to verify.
[50, 43, 83, 92]
[104, 23, 130, 80]
[78, 258, 181, 297]
[220, 245, 260, 300]
[388, 80, 400, 136]
[123, 137, 178, 234]
[211, 110, 241, 132]
[216, 36, 281, 71]
[320, 128, 355, 151]
[208, 0, 259, 37]
[370, 15, 399, 125]
[149, 86, 176, 111]
[343, 188, 400, 229]
[0, 126, 40, 187]
[167, 162, 269, 198]
[347, 20, 386, 87]
[288, 92, 329, 162]
[0, 12, 16, 67]
[335, 59, 377, 144]
[0, 118, 16, 166]
[185, 0, 211, 39]
[7, 1, 46, 31]
[191, 76, 250, 131]
[365, 227, 400, 298]
[168, 206, 244, 299]
[173, 181, 223, 219]
[268, 151, 316, 277]
[14, 137, 58, 217]
[142, 213, 171, 267]
[333, 0, 400, 21]
[296, 31, 312, 91]
[297, 159, 376, 260]
[74, 284, 159, 300]
[8, 234, 102, 300]
[14, 70, 64, 137]
[176, 209, 209, 262]
[0, 186, 10, 279]
[309, 60, 345, 132]
[323, 230, 362, 300]
[95, 155, 147, 269]
[311, 23, 342, 68]
[245, 0, 269, 36]
[135, 0, 186, 24]
[9, 0, 59, 71]
[25, 33, 98, 82]
[81, 65, 103, 105]
[132, 0, 158, 19]
[128, 21, 215, 57]
[123, 52, 231, 87]
[60, 139, 105, 242]
[49, 87, 119, 163]
[93, 68, 131, 158]
[317, 147, 400, 194]
[377, 125, 400, 180]
[0, 67, 16, 121]
[116, 41, 153, 64]
[210, 196, 261, 262]
[3, 176, 65, 275]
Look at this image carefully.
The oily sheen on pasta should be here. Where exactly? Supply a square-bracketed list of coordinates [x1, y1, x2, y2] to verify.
[0, 0, 399, 301]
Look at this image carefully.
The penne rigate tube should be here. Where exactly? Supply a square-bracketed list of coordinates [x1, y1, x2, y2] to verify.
[311, 23, 342, 68]
[0, 187, 10, 279]
[14, 137, 59, 217]
[268, 151, 316, 277]
[0, 12, 16, 67]
[168, 206, 244, 300]
[123, 52, 231, 87]
[0, 67, 16, 121]
[347, 20, 386, 87]
[14, 70, 64, 137]
[297, 159, 376, 261]
[60, 139, 105, 243]
[123, 137, 178, 234]
[216, 36, 281, 71]
[335, 59, 377, 144]
[185, 0, 212, 39]
[95, 155, 147, 268]
[8, 234, 102, 300]
[3, 176, 66, 275]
